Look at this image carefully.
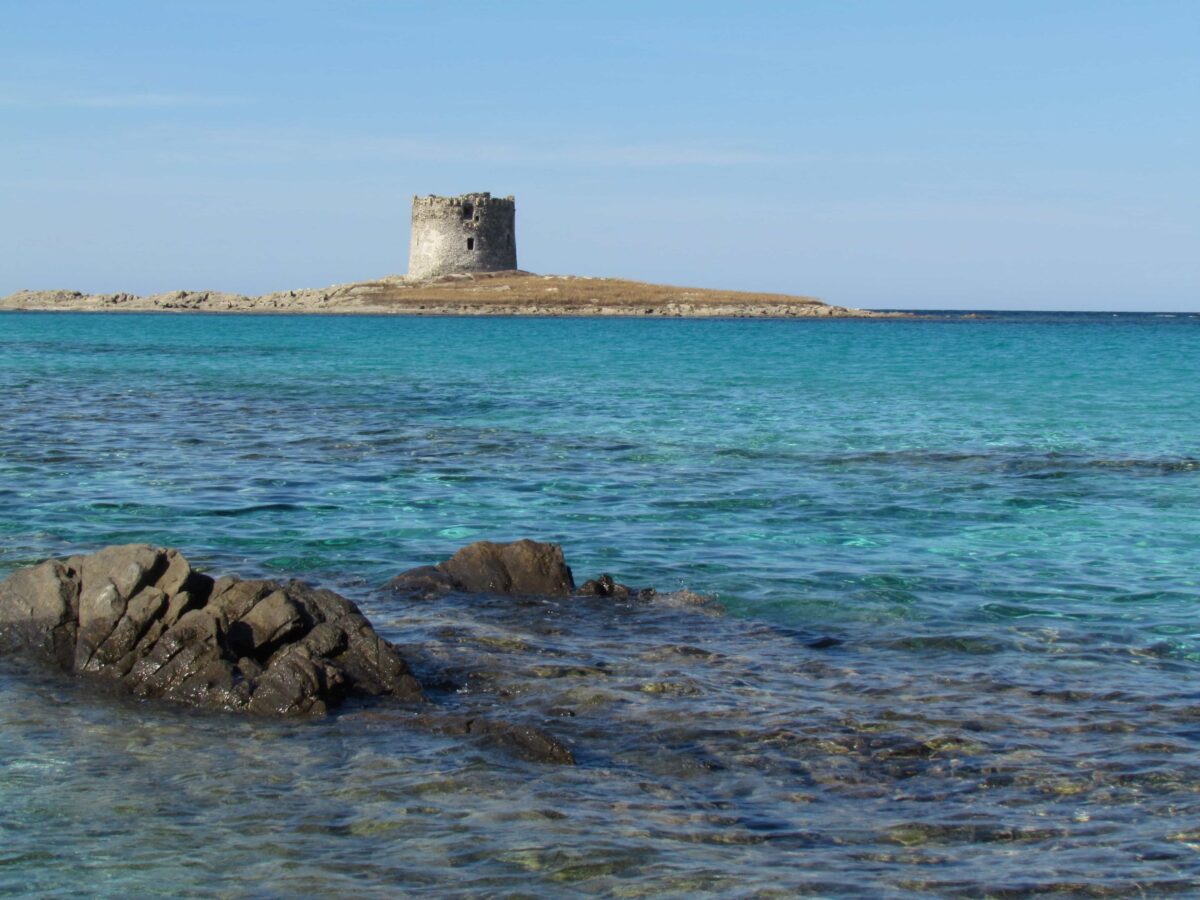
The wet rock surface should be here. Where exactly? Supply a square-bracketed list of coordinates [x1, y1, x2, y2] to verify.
[389, 539, 576, 598]
[0, 544, 424, 716]
[389, 538, 663, 605]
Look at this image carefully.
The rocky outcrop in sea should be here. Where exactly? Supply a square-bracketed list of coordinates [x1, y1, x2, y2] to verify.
[0, 539, 675, 762]
[0, 544, 424, 716]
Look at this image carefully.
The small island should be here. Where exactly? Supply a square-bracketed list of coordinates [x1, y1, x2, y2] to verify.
[1, 192, 903, 318]
[0, 271, 900, 318]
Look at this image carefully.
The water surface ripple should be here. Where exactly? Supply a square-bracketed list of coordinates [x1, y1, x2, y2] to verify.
[1, 311, 1198, 896]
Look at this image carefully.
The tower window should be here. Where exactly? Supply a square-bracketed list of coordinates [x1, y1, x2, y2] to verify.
[462, 203, 473, 219]
[467, 237, 475, 250]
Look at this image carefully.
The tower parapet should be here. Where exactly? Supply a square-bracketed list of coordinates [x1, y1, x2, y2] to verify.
[408, 192, 517, 280]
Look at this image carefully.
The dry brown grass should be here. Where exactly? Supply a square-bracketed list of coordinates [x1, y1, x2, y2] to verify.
[364, 271, 826, 310]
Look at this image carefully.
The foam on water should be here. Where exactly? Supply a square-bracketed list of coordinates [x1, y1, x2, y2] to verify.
[1, 310, 1198, 895]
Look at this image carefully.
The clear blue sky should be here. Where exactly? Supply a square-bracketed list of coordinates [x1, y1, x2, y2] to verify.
[3, 1, 1197, 310]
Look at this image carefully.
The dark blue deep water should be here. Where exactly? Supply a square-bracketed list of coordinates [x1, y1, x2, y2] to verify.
[1, 310, 1198, 896]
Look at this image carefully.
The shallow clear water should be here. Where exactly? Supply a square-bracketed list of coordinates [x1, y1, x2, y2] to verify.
[1, 310, 1198, 896]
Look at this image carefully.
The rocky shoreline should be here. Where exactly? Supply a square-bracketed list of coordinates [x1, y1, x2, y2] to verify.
[0, 539, 692, 763]
[0, 271, 904, 318]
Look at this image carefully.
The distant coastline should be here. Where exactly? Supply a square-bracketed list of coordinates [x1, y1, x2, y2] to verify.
[0, 271, 905, 318]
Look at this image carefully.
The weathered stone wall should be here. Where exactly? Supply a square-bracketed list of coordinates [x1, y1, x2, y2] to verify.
[408, 192, 517, 280]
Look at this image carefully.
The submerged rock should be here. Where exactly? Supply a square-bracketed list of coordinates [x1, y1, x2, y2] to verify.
[0, 544, 423, 716]
[412, 713, 576, 765]
[389, 539, 576, 598]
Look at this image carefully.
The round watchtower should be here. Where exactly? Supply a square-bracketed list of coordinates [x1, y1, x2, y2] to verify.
[408, 192, 517, 280]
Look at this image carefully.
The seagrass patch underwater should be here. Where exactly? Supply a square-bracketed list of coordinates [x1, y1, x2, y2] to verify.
[1, 310, 1198, 896]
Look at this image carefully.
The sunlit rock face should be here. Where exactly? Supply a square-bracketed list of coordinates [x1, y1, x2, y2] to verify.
[0, 544, 424, 716]
[388, 538, 576, 598]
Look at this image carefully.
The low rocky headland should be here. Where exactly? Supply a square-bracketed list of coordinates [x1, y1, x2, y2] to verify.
[0, 271, 904, 318]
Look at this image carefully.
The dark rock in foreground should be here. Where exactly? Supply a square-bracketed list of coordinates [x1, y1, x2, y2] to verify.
[389, 538, 576, 598]
[0, 544, 423, 716]
[0, 537, 689, 763]
[390, 539, 663, 608]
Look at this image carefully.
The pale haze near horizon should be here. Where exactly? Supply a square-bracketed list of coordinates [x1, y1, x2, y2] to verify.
[2, 1, 1197, 312]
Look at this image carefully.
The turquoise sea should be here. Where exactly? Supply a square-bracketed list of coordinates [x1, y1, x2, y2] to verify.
[1, 310, 1198, 896]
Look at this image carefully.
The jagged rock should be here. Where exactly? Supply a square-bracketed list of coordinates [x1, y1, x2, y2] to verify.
[0, 544, 423, 716]
[389, 539, 575, 598]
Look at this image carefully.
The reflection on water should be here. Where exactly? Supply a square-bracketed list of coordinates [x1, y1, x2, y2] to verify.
[1, 311, 1199, 895]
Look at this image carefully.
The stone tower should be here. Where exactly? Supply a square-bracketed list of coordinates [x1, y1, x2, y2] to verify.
[408, 192, 517, 280]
